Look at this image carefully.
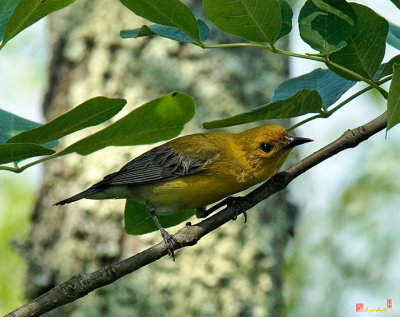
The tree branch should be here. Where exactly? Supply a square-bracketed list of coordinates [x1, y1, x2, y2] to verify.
[7, 112, 387, 317]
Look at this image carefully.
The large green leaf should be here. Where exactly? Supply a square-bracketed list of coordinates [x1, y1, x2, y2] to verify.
[0, 0, 19, 42]
[0, 143, 54, 165]
[0, 108, 57, 148]
[8, 97, 126, 145]
[121, 19, 210, 45]
[299, 0, 356, 54]
[59, 92, 195, 156]
[277, 0, 293, 40]
[329, 3, 388, 81]
[272, 68, 355, 110]
[120, 0, 202, 45]
[203, 89, 322, 129]
[203, 0, 282, 45]
[387, 23, 400, 50]
[1, 0, 75, 49]
[387, 63, 400, 132]
[124, 200, 195, 235]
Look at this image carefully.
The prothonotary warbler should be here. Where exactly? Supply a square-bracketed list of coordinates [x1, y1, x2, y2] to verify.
[56, 124, 312, 258]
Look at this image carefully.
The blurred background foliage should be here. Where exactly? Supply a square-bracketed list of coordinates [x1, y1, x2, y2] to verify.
[1, 1, 400, 316]
[0, 19, 47, 315]
[0, 173, 33, 312]
[285, 142, 400, 317]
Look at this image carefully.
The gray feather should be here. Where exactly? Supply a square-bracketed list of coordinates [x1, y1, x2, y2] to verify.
[54, 143, 210, 205]
[101, 144, 207, 186]
[54, 184, 105, 205]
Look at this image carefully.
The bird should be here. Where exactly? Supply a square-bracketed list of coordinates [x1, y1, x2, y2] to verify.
[55, 124, 312, 259]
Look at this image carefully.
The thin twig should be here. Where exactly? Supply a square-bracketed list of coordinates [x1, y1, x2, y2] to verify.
[286, 76, 392, 132]
[6, 112, 387, 317]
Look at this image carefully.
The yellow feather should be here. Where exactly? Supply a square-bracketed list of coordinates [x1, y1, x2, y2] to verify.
[127, 125, 298, 214]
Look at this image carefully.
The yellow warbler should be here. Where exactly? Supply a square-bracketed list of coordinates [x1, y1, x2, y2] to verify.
[56, 124, 312, 258]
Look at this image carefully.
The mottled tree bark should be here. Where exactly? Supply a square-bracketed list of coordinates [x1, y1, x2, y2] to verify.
[25, 0, 294, 316]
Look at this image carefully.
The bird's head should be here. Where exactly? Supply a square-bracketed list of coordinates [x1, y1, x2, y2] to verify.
[238, 124, 312, 177]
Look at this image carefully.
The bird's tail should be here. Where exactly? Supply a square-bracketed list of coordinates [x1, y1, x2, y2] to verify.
[54, 185, 103, 206]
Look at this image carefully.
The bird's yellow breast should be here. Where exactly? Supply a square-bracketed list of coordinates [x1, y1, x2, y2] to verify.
[130, 172, 246, 214]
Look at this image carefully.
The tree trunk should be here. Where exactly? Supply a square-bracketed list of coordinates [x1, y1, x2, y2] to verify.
[25, 1, 295, 316]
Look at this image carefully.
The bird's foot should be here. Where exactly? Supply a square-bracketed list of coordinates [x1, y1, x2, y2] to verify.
[226, 196, 247, 223]
[159, 228, 180, 260]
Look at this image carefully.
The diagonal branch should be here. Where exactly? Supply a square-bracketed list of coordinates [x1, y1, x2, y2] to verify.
[7, 112, 387, 317]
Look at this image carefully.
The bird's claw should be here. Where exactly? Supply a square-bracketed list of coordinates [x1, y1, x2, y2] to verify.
[227, 197, 247, 223]
[160, 228, 180, 260]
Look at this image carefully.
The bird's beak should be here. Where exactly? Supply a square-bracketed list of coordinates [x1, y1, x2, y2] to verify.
[284, 135, 313, 149]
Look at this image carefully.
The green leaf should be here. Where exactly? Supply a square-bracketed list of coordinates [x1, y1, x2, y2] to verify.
[387, 63, 400, 132]
[390, 0, 400, 10]
[119, 0, 202, 45]
[0, 108, 57, 148]
[203, 89, 322, 129]
[377, 55, 400, 80]
[0, 143, 54, 165]
[204, 68, 356, 130]
[272, 68, 355, 110]
[124, 200, 195, 235]
[299, 0, 356, 54]
[0, 0, 19, 42]
[121, 19, 210, 45]
[1, 0, 75, 49]
[8, 97, 126, 145]
[59, 92, 195, 156]
[387, 23, 400, 50]
[203, 0, 282, 45]
[277, 0, 293, 40]
[329, 3, 388, 81]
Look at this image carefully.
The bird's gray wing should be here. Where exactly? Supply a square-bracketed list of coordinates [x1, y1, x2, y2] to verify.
[100, 143, 208, 186]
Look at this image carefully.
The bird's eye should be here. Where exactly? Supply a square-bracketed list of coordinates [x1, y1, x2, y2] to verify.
[260, 143, 273, 153]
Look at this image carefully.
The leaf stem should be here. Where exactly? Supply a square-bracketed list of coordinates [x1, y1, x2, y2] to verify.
[272, 47, 325, 62]
[0, 154, 60, 173]
[203, 43, 326, 62]
[19, 155, 58, 172]
[287, 76, 392, 131]
[204, 43, 389, 98]
[326, 86, 372, 115]
[0, 165, 19, 172]
[286, 114, 322, 132]
[326, 59, 389, 99]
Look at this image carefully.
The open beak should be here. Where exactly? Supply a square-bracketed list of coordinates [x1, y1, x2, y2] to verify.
[284, 135, 313, 149]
